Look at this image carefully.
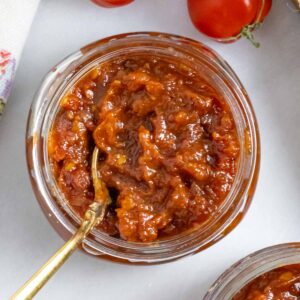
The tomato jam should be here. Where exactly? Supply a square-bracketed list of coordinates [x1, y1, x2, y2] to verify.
[48, 54, 240, 242]
[233, 264, 300, 300]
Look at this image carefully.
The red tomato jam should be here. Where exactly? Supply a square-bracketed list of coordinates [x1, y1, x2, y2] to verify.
[48, 55, 240, 242]
[233, 264, 300, 300]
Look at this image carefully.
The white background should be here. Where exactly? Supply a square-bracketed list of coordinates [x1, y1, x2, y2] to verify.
[1, 1, 300, 299]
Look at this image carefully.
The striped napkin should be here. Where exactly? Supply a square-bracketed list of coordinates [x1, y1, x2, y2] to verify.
[0, 0, 40, 117]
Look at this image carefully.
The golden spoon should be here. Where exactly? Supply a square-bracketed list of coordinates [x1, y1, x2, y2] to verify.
[10, 147, 110, 300]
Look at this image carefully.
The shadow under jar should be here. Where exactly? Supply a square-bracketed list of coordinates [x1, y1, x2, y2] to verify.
[204, 243, 300, 299]
[26, 32, 260, 264]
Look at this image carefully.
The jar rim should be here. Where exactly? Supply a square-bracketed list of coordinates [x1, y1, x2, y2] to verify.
[204, 243, 300, 299]
[26, 32, 260, 263]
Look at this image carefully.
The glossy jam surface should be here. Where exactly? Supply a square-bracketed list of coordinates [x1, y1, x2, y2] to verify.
[48, 55, 240, 242]
[233, 264, 300, 300]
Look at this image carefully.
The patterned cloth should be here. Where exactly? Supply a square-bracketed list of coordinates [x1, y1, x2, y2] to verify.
[0, 50, 16, 116]
[0, 0, 40, 118]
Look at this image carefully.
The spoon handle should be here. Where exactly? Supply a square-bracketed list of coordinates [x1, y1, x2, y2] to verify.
[10, 202, 103, 300]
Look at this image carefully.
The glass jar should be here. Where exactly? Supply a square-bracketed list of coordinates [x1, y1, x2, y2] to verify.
[26, 32, 260, 264]
[204, 243, 300, 299]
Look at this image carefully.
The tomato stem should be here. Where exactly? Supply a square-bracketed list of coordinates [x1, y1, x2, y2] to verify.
[241, 24, 261, 48]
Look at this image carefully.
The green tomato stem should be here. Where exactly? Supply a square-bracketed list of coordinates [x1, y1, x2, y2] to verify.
[240, 24, 261, 48]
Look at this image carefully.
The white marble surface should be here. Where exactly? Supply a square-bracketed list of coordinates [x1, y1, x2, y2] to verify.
[0, 1, 300, 299]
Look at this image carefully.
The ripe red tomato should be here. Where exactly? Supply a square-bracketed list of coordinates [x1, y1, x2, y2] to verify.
[91, 0, 134, 8]
[188, 0, 272, 47]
